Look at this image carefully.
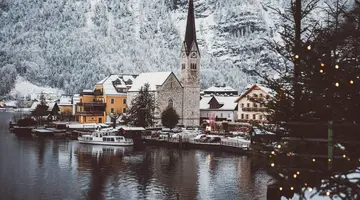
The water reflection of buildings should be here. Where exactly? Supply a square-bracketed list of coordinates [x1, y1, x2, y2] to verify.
[150, 148, 198, 200]
[76, 145, 132, 200]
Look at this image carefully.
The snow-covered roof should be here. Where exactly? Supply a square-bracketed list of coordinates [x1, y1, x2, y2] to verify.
[59, 95, 72, 106]
[83, 89, 93, 93]
[30, 101, 57, 111]
[96, 74, 137, 96]
[203, 85, 238, 93]
[200, 96, 238, 110]
[236, 84, 275, 102]
[47, 102, 56, 111]
[128, 72, 172, 92]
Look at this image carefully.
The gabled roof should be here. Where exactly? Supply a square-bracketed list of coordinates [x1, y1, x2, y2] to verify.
[96, 74, 138, 96]
[200, 95, 238, 110]
[59, 95, 72, 106]
[128, 72, 173, 92]
[235, 84, 274, 103]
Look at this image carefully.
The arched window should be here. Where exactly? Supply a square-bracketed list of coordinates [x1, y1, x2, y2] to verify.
[168, 99, 173, 108]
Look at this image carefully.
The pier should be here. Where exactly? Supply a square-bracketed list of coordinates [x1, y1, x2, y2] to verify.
[143, 136, 250, 154]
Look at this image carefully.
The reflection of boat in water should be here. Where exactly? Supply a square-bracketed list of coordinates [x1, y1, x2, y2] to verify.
[78, 131, 133, 146]
[78, 144, 133, 156]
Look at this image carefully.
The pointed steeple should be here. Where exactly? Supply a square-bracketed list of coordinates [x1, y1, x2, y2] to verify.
[184, 0, 198, 56]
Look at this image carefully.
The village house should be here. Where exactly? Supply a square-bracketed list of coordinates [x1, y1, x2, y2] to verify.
[200, 84, 238, 97]
[58, 95, 73, 115]
[76, 74, 137, 124]
[200, 95, 238, 122]
[234, 84, 273, 122]
[127, 0, 201, 127]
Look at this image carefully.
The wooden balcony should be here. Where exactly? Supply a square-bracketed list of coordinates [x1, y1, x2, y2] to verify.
[76, 111, 105, 116]
[77, 102, 106, 108]
[242, 107, 267, 112]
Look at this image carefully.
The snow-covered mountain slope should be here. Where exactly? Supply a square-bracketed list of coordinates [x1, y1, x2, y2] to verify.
[0, 0, 297, 95]
[9, 76, 64, 100]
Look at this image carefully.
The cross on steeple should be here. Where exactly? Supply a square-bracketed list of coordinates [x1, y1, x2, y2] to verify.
[183, 0, 199, 56]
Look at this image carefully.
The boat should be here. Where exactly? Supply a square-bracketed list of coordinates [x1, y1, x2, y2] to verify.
[78, 131, 133, 146]
[12, 126, 35, 137]
[31, 128, 55, 137]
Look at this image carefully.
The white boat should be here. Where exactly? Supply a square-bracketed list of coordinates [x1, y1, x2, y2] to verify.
[78, 131, 133, 146]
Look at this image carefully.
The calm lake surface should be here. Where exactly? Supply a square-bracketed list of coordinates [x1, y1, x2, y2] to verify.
[0, 112, 272, 200]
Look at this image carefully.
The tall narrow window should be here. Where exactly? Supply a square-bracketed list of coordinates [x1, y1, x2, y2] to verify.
[111, 108, 114, 113]
[247, 103, 250, 107]
[123, 108, 127, 113]
[111, 99, 114, 104]
[123, 99, 126, 104]
[182, 64, 185, 69]
[241, 114, 244, 119]
[168, 99, 173, 108]
[253, 114, 256, 120]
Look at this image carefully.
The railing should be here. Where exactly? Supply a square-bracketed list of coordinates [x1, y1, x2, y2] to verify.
[242, 107, 267, 112]
[143, 137, 249, 149]
[78, 102, 106, 107]
[76, 111, 104, 116]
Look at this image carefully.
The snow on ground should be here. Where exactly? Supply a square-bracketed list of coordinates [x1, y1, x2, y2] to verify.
[9, 76, 64, 99]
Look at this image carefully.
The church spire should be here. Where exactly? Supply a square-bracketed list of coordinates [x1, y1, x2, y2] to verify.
[184, 0, 198, 55]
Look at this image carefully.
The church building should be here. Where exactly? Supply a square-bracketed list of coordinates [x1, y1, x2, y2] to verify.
[127, 0, 200, 127]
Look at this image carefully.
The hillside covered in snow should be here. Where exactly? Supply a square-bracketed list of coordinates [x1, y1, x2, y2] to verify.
[1, 0, 295, 95]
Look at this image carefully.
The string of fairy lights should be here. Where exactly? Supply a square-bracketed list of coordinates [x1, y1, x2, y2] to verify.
[294, 44, 359, 87]
[268, 142, 360, 196]
[267, 44, 360, 196]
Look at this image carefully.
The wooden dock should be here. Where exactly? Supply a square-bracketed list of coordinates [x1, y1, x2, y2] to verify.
[143, 137, 250, 154]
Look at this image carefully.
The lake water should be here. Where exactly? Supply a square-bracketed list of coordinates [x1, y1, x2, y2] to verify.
[0, 112, 272, 200]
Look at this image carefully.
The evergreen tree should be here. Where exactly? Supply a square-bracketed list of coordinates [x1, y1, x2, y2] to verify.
[161, 106, 179, 129]
[127, 83, 155, 128]
[252, 0, 360, 199]
[32, 92, 49, 126]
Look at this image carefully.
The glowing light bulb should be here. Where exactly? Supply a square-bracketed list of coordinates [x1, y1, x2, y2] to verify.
[335, 64, 339, 69]
[343, 154, 346, 158]
[307, 45, 311, 50]
[271, 163, 275, 167]
[304, 183, 308, 187]
[296, 171, 300, 175]
[312, 158, 316, 162]
[328, 158, 332, 162]
[295, 55, 299, 59]
[326, 191, 330, 196]
[320, 69, 324, 73]
[279, 187, 283, 191]
[357, 76, 359, 79]
[277, 145, 281, 149]
[293, 174, 297, 178]
[309, 188, 313, 192]
[271, 151, 275, 155]
[350, 80, 354, 84]
[290, 187, 294, 191]
[321, 63, 325, 67]
[335, 82, 339, 87]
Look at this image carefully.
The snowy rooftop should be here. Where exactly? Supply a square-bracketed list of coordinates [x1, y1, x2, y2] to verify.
[200, 96, 238, 110]
[128, 72, 172, 92]
[96, 74, 137, 95]
[236, 83, 275, 102]
[203, 85, 238, 93]
[59, 95, 72, 106]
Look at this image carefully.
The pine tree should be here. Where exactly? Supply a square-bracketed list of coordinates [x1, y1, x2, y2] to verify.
[161, 106, 179, 129]
[127, 83, 155, 128]
[252, 1, 360, 199]
[32, 93, 49, 126]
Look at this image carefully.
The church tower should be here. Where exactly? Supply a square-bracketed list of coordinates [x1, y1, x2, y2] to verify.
[180, 0, 200, 127]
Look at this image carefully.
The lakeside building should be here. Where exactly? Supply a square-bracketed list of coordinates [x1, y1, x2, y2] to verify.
[234, 84, 272, 122]
[58, 95, 73, 115]
[200, 84, 238, 97]
[127, 0, 201, 127]
[76, 74, 137, 124]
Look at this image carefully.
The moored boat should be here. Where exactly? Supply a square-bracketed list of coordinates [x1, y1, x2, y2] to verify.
[78, 131, 133, 146]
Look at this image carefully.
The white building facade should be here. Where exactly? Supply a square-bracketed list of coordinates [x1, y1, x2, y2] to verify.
[235, 84, 272, 122]
[200, 96, 238, 122]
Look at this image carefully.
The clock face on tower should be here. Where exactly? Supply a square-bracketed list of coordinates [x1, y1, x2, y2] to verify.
[191, 52, 197, 58]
